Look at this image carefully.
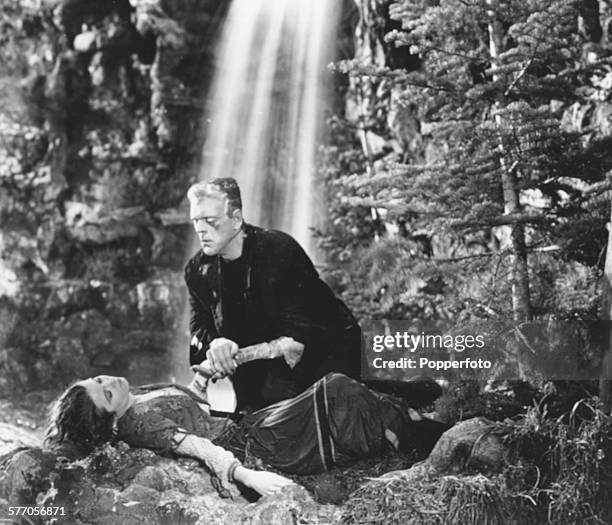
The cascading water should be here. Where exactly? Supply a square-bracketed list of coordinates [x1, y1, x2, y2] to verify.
[199, 0, 340, 251]
[171, 0, 341, 382]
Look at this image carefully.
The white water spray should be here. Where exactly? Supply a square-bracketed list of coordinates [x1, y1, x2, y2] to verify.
[199, 0, 340, 251]
[171, 0, 340, 382]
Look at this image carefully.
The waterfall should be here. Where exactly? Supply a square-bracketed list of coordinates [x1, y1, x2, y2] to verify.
[170, 0, 341, 383]
[199, 0, 340, 252]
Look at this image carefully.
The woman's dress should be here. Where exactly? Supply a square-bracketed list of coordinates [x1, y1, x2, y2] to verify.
[116, 374, 409, 475]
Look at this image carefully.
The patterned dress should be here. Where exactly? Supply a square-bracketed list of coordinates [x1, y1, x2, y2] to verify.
[115, 374, 410, 476]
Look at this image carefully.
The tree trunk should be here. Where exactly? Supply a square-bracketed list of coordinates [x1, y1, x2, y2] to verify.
[486, 0, 531, 383]
[486, 0, 532, 323]
[599, 202, 612, 413]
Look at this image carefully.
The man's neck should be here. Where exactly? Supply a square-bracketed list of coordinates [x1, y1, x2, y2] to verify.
[220, 229, 245, 260]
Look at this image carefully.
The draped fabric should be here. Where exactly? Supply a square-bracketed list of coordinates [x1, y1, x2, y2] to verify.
[116, 375, 407, 475]
[215, 374, 404, 474]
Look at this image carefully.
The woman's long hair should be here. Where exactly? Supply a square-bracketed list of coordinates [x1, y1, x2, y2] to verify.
[45, 383, 115, 455]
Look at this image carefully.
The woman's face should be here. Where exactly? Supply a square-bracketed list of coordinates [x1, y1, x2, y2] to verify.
[79, 375, 131, 417]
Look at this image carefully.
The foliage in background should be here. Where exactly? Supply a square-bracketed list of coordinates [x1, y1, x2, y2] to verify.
[321, 0, 612, 326]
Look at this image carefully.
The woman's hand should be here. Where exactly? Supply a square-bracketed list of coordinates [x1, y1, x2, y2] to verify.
[233, 466, 296, 496]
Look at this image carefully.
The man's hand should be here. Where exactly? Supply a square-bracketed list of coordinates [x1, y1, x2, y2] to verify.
[205, 337, 238, 378]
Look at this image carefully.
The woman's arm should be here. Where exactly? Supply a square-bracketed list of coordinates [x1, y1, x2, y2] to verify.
[174, 433, 294, 497]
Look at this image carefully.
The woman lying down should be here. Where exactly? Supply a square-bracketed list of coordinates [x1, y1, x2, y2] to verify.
[45, 372, 448, 498]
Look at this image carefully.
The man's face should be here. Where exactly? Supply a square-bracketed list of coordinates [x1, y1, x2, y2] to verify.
[190, 193, 240, 256]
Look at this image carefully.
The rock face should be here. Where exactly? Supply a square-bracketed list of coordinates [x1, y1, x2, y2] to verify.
[0, 443, 341, 525]
[0, 0, 354, 397]
[0, 0, 229, 394]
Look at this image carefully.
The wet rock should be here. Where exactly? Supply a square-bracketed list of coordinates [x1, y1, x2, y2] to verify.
[387, 94, 422, 155]
[0, 229, 48, 276]
[48, 308, 176, 383]
[110, 328, 171, 357]
[0, 447, 60, 505]
[148, 225, 192, 268]
[135, 270, 185, 327]
[73, 30, 97, 52]
[64, 202, 153, 244]
[427, 417, 505, 474]
[0, 348, 32, 397]
[120, 351, 172, 386]
[130, 0, 226, 147]
[371, 417, 505, 486]
[44, 280, 107, 317]
[103, 282, 139, 325]
[54, 309, 113, 358]
[0, 442, 339, 525]
[1, 0, 219, 395]
[51, 335, 91, 379]
[155, 205, 190, 226]
[0, 262, 20, 298]
[0, 423, 40, 456]
[42, 309, 114, 381]
[343, 418, 508, 523]
[248, 485, 342, 525]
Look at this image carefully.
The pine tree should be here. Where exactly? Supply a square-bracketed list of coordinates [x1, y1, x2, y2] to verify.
[326, 0, 612, 325]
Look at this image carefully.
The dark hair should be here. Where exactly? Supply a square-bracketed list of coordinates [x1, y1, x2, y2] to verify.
[45, 384, 115, 455]
[187, 177, 243, 216]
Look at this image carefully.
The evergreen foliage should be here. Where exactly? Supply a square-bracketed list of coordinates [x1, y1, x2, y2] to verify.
[322, 0, 612, 324]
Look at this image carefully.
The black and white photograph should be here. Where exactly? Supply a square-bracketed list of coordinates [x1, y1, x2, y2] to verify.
[2, 0, 612, 523]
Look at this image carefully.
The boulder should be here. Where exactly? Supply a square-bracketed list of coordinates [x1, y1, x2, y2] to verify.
[342, 418, 515, 524]
[371, 418, 506, 483]
[427, 417, 505, 474]
[0, 442, 340, 525]
[0, 448, 58, 521]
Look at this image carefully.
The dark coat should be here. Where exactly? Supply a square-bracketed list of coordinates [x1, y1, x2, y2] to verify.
[184, 224, 361, 411]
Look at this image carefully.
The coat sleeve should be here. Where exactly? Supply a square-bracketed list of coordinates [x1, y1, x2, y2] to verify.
[275, 239, 330, 357]
[185, 265, 219, 366]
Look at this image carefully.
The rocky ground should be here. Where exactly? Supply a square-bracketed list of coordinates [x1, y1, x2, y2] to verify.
[0, 415, 511, 525]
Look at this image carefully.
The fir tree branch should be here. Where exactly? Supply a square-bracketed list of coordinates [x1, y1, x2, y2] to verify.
[581, 179, 612, 197]
[431, 244, 560, 263]
[454, 212, 553, 228]
[503, 56, 534, 97]
[403, 79, 457, 93]
[414, 45, 482, 62]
